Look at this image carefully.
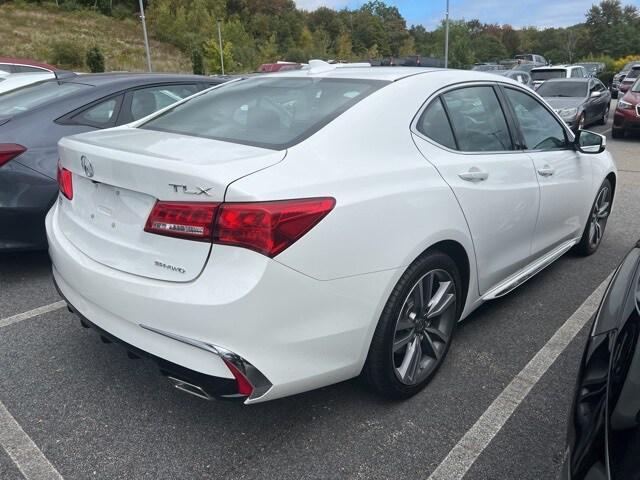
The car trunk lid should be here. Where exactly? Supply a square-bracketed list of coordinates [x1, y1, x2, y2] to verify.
[57, 127, 285, 282]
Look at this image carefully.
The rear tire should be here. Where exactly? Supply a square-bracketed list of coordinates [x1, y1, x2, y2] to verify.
[363, 251, 462, 399]
[612, 127, 625, 139]
[574, 179, 612, 256]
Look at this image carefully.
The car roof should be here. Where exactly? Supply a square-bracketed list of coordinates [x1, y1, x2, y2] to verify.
[543, 77, 590, 83]
[59, 72, 218, 87]
[0, 56, 58, 70]
[269, 66, 441, 82]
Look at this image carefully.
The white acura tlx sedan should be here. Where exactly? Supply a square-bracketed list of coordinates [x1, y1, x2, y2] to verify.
[47, 62, 616, 404]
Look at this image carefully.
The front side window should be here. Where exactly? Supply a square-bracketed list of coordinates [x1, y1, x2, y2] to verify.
[504, 88, 568, 151]
[441, 86, 513, 152]
[130, 84, 200, 121]
[416, 97, 456, 150]
[141, 77, 387, 149]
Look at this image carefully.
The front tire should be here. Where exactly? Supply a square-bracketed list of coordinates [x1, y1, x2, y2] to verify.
[363, 251, 462, 399]
[574, 179, 612, 256]
[598, 105, 609, 125]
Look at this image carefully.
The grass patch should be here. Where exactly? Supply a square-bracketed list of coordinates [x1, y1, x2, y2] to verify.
[0, 3, 190, 73]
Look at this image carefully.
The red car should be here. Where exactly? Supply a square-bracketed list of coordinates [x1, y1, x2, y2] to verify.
[0, 56, 58, 74]
[258, 62, 302, 73]
[613, 78, 640, 138]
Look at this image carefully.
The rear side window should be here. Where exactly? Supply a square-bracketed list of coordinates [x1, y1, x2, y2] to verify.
[73, 96, 122, 127]
[141, 77, 387, 149]
[441, 86, 513, 152]
[416, 98, 456, 149]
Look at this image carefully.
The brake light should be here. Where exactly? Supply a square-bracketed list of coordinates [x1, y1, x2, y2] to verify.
[0, 144, 26, 167]
[57, 163, 73, 200]
[214, 198, 335, 257]
[144, 202, 219, 241]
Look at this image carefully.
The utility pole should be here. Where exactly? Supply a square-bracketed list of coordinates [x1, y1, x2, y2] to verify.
[444, 0, 450, 68]
[217, 19, 225, 75]
[138, 0, 152, 72]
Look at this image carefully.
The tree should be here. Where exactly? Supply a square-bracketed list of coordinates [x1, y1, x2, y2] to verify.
[203, 37, 234, 73]
[86, 46, 105, 72]
[191, 48, 204, 74]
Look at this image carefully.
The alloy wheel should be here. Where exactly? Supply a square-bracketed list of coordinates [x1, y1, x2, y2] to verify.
[588, 185, 611, 249]
[392, 269, 457, 385]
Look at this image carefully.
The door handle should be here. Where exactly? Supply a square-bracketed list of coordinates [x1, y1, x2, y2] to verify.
[458, 168, 489, 182]
[537, 165, 555, 177]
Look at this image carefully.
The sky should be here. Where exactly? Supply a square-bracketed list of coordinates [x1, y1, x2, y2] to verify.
[294, 0, 640, 30]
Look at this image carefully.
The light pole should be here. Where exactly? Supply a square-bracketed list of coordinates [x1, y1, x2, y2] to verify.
[138, 0, 152, 72]
[444, 0, 450, 68]
[217, 19, 225, 75]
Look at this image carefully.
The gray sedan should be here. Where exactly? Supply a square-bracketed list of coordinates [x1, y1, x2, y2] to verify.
[537, 77, 611, 132]
[0, 73, 225, 251]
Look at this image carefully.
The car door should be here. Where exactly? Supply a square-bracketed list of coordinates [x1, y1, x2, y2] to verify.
[502, 86, 592, 257]
[117, 83, 203, 124]
[412, 84, 540, 294]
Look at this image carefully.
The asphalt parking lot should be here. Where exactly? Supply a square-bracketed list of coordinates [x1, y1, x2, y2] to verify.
[1, 107, 639, 480]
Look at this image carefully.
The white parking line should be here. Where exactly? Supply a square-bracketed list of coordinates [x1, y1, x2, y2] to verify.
[428, 273, 612, 480]
[0, 301, 66, 329]
[0, 400, 63, 480]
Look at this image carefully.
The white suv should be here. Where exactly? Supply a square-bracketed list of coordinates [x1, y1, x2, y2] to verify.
[531, 65, 587, 88]
[48, 64, 616, 403]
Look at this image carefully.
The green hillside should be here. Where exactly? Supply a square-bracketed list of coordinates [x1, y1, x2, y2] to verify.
[0, 3, 190, 73]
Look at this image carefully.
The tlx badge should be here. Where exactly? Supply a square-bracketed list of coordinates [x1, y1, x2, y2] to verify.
[169, 184, 213, 196]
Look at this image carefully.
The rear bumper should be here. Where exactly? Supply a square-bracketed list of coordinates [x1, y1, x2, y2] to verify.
[0, 162, 57, 251]
[47, 203, 397, 403]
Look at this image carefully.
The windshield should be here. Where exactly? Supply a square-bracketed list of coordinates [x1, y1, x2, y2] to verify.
[141, 77, 387, 149]
[624, 68, 640, 81]
[536, 81, 588, 98]
[0, 81, 90, 116]
[531, 69, 566, 81]
[632, 79, 640, 93]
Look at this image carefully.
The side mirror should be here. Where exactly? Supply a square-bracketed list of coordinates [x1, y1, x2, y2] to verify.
[590, 90, 602, 98]
[576, 130, 606, 154]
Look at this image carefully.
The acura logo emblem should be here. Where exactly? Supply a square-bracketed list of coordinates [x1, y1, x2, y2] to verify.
[80, 155, 94, 178]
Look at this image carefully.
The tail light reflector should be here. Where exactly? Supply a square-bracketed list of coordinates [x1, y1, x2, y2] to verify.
[222, 359, 254, 397]
[0, 144, 26, 167]
[144, 202, 219, 241]
[57, 162, 73, 200]
[214, 198, 335, 257]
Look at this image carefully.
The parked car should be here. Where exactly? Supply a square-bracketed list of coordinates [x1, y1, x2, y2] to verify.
[537, 78, 611, 132]
[258, 62, 302, 73]
[575, 62, 605, 77]
[471, 63, 506, 72]
[531, 65, 587, 88]
[495, 69, 534, 88]
[0, 72, 55, 95]
[0, 73, 225, 252]
[561, 240, 640, 480]
[515, 54, 548, 65]
[612, 77, 640, 138]
[611, 60, 640, 98]
[48, 64, 615, 404]
[0, 56, 58, 74]
[616, 64, 640, 96]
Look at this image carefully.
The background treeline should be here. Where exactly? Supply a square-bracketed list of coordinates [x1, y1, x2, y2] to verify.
[2, 0, 640, 74]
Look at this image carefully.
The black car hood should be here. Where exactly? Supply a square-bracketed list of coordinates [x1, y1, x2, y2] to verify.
[544, 97, 585, 109]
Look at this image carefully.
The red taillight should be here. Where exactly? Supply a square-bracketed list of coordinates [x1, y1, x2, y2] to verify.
[214, 197, 335, 257]
[222, 359, 254, 397]
[57, 163, 73, 200]
[0, 143, 26, 167]
[144, 202, 219, 241]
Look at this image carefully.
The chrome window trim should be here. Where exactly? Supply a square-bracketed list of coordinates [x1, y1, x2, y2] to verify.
[410, 80, 573, 156]
[0, 62, 52, 73]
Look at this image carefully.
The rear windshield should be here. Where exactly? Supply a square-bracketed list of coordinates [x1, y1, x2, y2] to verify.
[536, 81, 587, 98]
[141, 77, 387, 149]
[0, 81, 90, 116]
[532, 69, 566, 81]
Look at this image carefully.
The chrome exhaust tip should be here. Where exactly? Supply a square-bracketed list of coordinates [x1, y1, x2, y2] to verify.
[167, 376, 213, 401]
